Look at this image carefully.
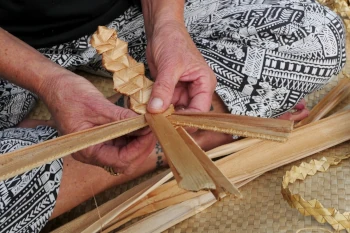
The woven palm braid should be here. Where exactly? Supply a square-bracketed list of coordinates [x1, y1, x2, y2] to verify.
[91, 26, 153, 114]
[281, 155, 350, 232]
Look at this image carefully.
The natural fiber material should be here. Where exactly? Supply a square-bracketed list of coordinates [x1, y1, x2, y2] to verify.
[160, 81, 350, 233]
[41, 79, 350, 232]
[42, 73, 350, 232]
[78, 108, 349, 233]
[91, 26, 243, 198]
[91, 26, 153, 114]
[41, 6, 350, 231]
[157, 141, 350, 233]
[296, 77, 350, 127]
[169, 113, 293, 142]
[0, 116, 148, 181]
[282, 155, 350, 232]
[40, 44, 349, 233]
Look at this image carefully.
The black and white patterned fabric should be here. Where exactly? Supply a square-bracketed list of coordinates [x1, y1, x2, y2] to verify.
[40, 0, 346, 118]
[0, 127, 61, 233]
[0, 0, 346, 232]
[0, 78, 62, 233]
[187, 0, 346, 117]
[0, 80, 37, 130]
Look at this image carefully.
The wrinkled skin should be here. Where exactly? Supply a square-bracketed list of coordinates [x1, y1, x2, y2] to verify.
[146, 21, 217, 114]
[44, 74, 156, 175]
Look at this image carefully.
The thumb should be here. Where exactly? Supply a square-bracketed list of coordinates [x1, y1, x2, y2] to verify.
[147, 73, 177, 113]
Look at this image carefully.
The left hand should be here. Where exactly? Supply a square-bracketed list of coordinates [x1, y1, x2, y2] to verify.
[146, 21, 217, 113]
[43, 73, 156, 175]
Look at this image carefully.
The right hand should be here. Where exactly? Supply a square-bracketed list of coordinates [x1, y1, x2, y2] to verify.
[41, 73, 156, 175]
[145, 21, 217, 114]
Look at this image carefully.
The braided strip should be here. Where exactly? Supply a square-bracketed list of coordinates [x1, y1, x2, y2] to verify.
[91, 26, 153, 114]
[282, 155, 350, 232]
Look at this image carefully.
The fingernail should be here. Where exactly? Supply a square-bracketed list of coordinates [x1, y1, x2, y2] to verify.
[149, 97, 163, 110]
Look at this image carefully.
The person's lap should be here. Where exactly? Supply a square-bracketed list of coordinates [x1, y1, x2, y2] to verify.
[0, 0, 346, 231]
[0, 125, 61, 233]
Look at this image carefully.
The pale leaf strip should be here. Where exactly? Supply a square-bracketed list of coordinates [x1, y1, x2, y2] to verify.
[144, 113, 216, 191]
[172, 112, 293, 133]
[206, 138, 262, 159]
[0, 116, 147, 181]
[81, 170, 172, 233]
[296, 77, 350, 127]
[117, 192, 217, 233]
[57, 108, 350, 233]
[103, 179, 206, 232]
[168, 114, 292, 142]
[52, 170, 172, 233]
[176, 127, 241, 197]
[218, 110, 350, 184]
[107, 110, 350, 230]
[115, 174, 258, 233]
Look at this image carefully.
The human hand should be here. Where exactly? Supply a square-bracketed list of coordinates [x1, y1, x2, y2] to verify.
[42, 73, 156, 175]
[0, 27, 156, 175]
[277, 99, 309, 121]
[146, 21, 217, 113]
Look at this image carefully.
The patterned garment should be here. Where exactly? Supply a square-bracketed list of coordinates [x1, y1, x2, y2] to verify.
[0, 80, 37, 130]
[0, 0, 346, 232]
[0, 127, 61, 233]
[40, 0, 346, 118]
[0, 80, 62, 233]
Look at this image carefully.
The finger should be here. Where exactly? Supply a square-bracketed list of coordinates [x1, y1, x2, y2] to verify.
[110, 136, 128, 147]
[295, 99, 306, 110]
[186, 91, 213, 112]
[172, 87, 198, 134]
[173, 95, 198, 134]
[277, 108, 309, 121]
[85, 101, 138, 127]
[109, 105, 138, 121]
[173, 84, 190, 109]
[72, 131, 155, 173]
[181, 79, 214, 112]
[85, 133, 156, 175]
[118, 133, 157, 175]
[147, 70, 178, 113]
[118, 133, 156, 163]
[181, 70, 217, 113]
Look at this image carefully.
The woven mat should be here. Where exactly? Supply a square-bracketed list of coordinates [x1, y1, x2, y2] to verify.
[40, 36, 349, 232]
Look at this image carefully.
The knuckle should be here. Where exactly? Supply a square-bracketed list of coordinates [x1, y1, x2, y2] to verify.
[115, 108, 133, 120]
[117, 148, 133, 166]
